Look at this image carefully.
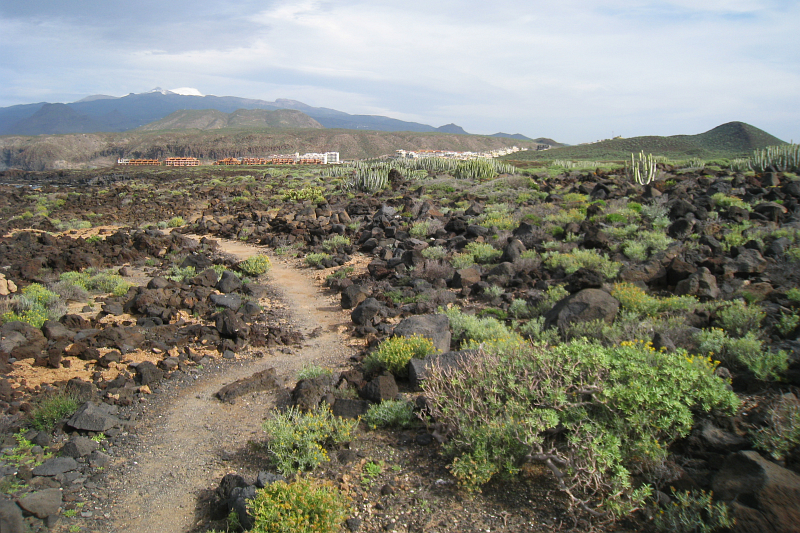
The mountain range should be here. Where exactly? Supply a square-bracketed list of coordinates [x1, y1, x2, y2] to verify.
[0, 88, 533, 139]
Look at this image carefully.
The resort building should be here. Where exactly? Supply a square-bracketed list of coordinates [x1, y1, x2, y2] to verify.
[117, 158, 160, 166]
[165, 157, 200, 167]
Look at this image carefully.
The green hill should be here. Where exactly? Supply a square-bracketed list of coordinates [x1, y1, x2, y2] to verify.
[503, 122, 786, 162]
[136, 109, 324, 131]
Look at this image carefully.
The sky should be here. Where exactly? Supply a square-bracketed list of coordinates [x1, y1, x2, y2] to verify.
[0, 0, 798, 144]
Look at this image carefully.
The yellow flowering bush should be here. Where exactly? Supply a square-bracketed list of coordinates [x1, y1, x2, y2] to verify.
[363, 334, 438, 376]
[238, 254, 272, 276]
[248, 476, 348, 533]
[262, 406, 357, 475]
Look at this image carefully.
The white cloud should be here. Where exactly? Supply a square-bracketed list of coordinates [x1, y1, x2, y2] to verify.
[0, 0, 798, 143]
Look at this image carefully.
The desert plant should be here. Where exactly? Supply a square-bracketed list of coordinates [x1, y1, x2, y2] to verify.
[238, 254, 272, 276]
[363, 334, 438, 377]
[627, 151, 658, 185]
[544, 249, 621, 279]
[304, 253, 330, 267]
[321, 235, 350, 253]
[652, 488, 734, 533]
[423, 339, 738, 520]
[297, 364, 332, 381]
[751, 144, 800, 173]
[750, 394, 800, 461]
[30, 392, 80, 431]
[716, 299, 765, 338]
[247, 476, 348, 533]
[1, 283, 64, 328]
[261, 405, 357, 474]
[420, 246, 447, 261]
[364, 399, 416, 429]
[166, 216, 185, 228]
[464, 242, 502, 264]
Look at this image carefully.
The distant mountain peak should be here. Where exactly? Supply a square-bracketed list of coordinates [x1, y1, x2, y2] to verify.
[170, 87, 205, 97]
[436, 123, 469, 134]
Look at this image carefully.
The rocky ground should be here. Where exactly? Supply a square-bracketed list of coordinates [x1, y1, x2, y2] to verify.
[0, 162, 798, 533]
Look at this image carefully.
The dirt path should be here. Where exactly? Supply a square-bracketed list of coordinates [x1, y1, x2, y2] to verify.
[107, 241, 356, 533]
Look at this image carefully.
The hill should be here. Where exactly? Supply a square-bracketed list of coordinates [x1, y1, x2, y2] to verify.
[0, 128, 542, 171]
[0, 90, 485, 137]
[136, 109, 324, 131]
[502, 122, 785, 162]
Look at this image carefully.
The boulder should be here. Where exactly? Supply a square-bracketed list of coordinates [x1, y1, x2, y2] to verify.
[134, 361, 164, 386]
[67, 401, 123, 432]
[730, 249, 768, 275]
[392, 314, 450, 355]
[291, 375, 336, 411]
[451, 267, 481, 290]
[17, 489, 62, 519]
[675, 267, 720, 300]
[217, 271, 242, 293]
[359, 374, 399, 403]
[712, 450, 800, 533]
[500, 238, 526, 263]
[341, 285, 370, 310]
[544, 289, 619, 330]
[351, 298, 385, 326]
[32, 456, 78, 477]
[210, 293, 242, 310]
[60, 436, 99, 458]
[216, 368, 282, 403]
[332, 399, 371, 419]
[215, 309, 249, 340]
[0, 498, 24, 533]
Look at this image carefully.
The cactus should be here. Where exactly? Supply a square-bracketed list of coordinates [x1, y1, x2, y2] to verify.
[751, 144, 800, 173]
[729, 158, 751, 173]
[626, 151, 658, 185]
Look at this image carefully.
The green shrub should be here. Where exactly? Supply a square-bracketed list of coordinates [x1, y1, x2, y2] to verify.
[409, 220, 432, 237]
[166, 216, 185, 228]
[262, 406, 356, 475]
[165, 265, 195, 282]
[464, 242, 502, 264]
[544, 249, 621, 278]
[304, 253, 330, 267]
[611, 282, 698, 318]
[695, 328, 787, 380]
[716, 300, 765, 338]
[751, 394, 800, 461]
[364, 399, 416, 429]
[321, 235, 350, 252]
[363, 334, 438, 377]
[443, 306, 523, 349]
[31, 392, 80, 431]
[450, 253, 476, 269]
[283, 186, 325, 203]
[238, 254, 272, 276]
[421, 246, 446, 260]
[786, 287, 800, 303]
[247, 476, 348, 533]
[297, 364, 332, 381]
[1, 283, 64, 328]
[423, 339, 738, 520]
[652, 488, 734, 533]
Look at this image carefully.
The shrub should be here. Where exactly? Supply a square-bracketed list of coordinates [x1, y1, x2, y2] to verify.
[409, 220, 432, 237]
[695, 328, 787, 380]
[716, 300, 765, 338]
[321, 235, 350, 252]
[364, 399, 416, 429]
[422, 339, 738, 520]
[30, 392, 79, 431]
[544, 249, 621, 279]
[262, 406, 357, 475]
[652, 489, 734, 533]
[297, 364, 331, 381]
[363, 334, 438, 376]
[165, 265, 195, 282]
[443, 306, 523, 349]
[1, 283, 64, 328]
[611, 283, 697, 318]
[247, 476, 348, 533]
[464, 242, 502, 264]
[751, 394, 800, 461]
[450, 253, 476, 269]
[304, 253, 330, 267]
[421, 246, 446, 261]
[283, 186, 325, 203]
[166, 216, 185, 228]
[238, 254, 272, 276]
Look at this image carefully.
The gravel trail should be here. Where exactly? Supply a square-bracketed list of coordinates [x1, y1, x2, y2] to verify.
[107, 242, 355, 533]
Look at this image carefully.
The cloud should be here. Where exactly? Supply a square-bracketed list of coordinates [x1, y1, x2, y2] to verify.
[0, 0, 798, 143]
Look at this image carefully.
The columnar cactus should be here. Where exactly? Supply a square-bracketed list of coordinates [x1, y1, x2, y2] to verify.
[626, 151, 658, 185]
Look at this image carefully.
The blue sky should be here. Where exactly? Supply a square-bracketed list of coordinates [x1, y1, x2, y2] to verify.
[0, 0, 797, 144]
